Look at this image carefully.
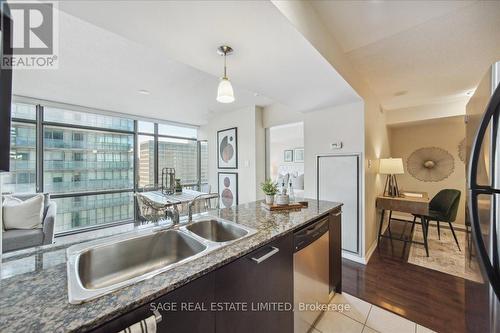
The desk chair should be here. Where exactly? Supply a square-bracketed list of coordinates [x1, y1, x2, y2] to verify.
[414, 189, 461, 251]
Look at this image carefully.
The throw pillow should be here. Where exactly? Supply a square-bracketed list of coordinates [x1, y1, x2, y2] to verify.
[291, 173, 304, 190]
[2, 194, 45, 230]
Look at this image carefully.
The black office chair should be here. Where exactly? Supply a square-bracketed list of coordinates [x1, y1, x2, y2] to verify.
[415, 189, 461, 251]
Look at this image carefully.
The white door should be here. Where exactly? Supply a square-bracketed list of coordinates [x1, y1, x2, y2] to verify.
[318, 155, 360, 254]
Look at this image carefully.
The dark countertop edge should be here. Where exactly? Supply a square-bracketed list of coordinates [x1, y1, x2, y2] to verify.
[77, 203, 342, 332]
[0, 201, 342, 333]
[76, 203, 342, 332]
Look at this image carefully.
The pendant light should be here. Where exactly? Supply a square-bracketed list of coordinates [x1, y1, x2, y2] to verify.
[216, 45, 235, 104]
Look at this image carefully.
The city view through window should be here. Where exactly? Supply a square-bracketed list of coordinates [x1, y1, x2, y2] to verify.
[3, 102, 206, 233]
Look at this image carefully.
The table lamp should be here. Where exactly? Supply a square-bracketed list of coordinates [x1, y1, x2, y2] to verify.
[379, 158, 404, 197]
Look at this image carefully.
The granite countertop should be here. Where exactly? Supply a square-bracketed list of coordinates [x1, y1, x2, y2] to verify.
[0, 199, 341, 333]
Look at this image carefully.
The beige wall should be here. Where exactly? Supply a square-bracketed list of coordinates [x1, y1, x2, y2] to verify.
[385, 98, 468, 126]
[272, 0, 391, 260]
[199, 106, 265, 204]
[389, 116, 466, 224]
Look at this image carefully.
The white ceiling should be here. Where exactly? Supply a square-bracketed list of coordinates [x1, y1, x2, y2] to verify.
[14, 1, 360, 126]
[311, 0, 500, 110]
[13, 6, 271, 125]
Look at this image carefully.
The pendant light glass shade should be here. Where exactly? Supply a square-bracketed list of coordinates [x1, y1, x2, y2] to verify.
[217, 77, 235, 103]
[216, 45, 235, 103]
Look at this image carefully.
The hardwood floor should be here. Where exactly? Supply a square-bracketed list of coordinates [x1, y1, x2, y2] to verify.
[342, 220, 487, 333]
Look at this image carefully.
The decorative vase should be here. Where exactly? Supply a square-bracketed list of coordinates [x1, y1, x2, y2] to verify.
[275, 194, 290, 206]
[265, 194, 275, 205]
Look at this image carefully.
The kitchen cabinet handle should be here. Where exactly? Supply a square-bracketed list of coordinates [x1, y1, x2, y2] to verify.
[251, 246, 279, 264]
[332, 212, 341, 217]
[153, 309, 162, 323]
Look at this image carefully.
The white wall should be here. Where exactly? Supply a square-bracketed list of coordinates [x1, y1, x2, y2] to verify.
[303, 102, 364, 197]
[199, 106, 265, 204]
[262, 101, 366, 260]
[263, 101, 365, 198]
[255, 107, 266, 200]
[272, 0, 391, 261]
[262, 103, 304, 128]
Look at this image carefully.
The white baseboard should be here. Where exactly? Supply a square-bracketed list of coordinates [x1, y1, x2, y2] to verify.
[342, 251, 367, 264]
[364, 240, 378, 263]
[341, 239, 378, 265]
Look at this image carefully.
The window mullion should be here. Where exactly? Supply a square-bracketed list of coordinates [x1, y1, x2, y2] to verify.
[154, 123, 159, 187]
[133, 120, 138, 222]
[36, 104, 44, 193]
[197, 140, 202, 191]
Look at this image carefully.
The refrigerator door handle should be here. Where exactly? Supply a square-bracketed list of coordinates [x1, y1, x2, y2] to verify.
[468, 83, 500, 301]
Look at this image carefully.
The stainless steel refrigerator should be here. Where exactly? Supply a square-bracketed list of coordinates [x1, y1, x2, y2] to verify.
[466, 61, 500, 333]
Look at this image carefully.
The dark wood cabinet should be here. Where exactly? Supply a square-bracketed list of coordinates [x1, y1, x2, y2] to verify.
[330, 208, 342, 293]
[214, 233, 294, 333]
[90, 273, 215, 333]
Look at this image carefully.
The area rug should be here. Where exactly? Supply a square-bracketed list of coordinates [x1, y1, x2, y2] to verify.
[408, 224, 483, 283]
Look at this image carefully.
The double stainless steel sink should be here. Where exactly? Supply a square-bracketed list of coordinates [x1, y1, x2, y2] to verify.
[67, 217, 256, 304]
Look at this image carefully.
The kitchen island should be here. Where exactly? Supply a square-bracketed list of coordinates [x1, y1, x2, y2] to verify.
[0, 199, 342, 333]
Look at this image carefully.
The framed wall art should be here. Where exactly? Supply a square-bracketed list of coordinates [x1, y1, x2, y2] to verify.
[294, 148, 304, 162]
[284, 149, 293, 162]
[217, 127, 238, 169]
[218, 172, 238, 208]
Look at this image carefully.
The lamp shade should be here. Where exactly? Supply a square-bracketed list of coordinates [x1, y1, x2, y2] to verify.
[216, 77, 235, 103]
[379, 158, 404, 175]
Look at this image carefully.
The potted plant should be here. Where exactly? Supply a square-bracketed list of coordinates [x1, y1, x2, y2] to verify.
[261, 179, 278, 205]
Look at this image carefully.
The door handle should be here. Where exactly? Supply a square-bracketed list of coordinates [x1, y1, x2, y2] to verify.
[251, 246, 279, 264]
[468, 82, 500, 301]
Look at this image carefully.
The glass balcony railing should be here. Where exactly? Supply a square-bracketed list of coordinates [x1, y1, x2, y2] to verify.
[9, 160, 36, 170]
[56, 196, 132, 212]
[43, 161, 133, 170]
[45, 180, 133, 193]
[12, 138, 36, 147]
[44, 139, 133, 151]
[53, 192, 134, 233]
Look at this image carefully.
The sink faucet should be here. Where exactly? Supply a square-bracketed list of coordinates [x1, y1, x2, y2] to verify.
[187, 193, 219, 223]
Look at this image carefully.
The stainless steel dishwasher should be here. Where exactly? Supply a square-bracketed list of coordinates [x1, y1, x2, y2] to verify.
[294, 217, 330, 333]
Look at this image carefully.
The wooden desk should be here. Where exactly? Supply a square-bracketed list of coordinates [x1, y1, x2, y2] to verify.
[376, 193, 431, 256]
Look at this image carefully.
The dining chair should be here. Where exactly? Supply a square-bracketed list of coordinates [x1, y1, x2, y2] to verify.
[414, 189, 461, 251]
[143, 184, 158, 192]
[200, 183, 211, 193]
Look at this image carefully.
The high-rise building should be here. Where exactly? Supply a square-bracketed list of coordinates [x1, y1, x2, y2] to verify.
[3, 102, 204, 234]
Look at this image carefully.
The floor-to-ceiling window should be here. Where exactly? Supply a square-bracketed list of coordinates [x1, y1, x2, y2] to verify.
[137, 121, 156, 188]
[157, 123, 198, 187]
[2, 100, 206, 234]
[3, 103, 37, 193]
[200, 140, 208, 185]
[42, 107, 135, 232]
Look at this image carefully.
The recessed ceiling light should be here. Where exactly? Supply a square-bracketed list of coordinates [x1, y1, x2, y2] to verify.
[138, 89, 150, 95]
